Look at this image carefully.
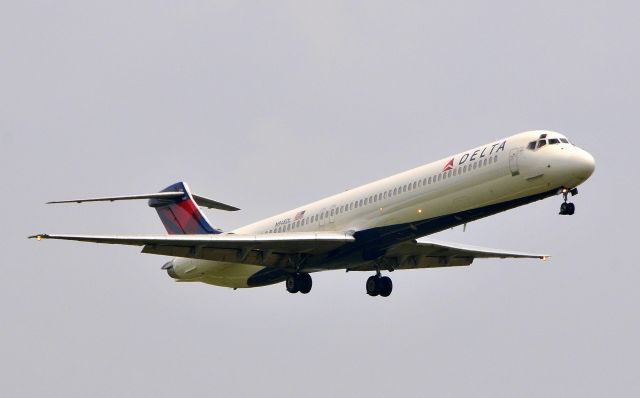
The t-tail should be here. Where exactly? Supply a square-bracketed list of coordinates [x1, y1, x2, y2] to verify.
[46, 181, 239, 235]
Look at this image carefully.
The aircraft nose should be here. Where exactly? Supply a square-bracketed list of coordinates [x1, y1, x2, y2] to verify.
[571, 149, 595, 180]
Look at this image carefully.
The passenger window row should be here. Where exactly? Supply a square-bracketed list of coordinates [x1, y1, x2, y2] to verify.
[265, 154, 500, 233]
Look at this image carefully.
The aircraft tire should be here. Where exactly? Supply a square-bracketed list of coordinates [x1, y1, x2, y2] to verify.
[567, 203, 575, 215]
[366, 276, 379, 296]
[299, 273, 312, 294]
[559, 202, 567, 215]
[286, 275, 299, 294]
[378, 276, 393, 297]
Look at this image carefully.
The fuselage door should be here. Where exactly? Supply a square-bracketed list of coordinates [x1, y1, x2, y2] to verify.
[509, 148, 520, 176]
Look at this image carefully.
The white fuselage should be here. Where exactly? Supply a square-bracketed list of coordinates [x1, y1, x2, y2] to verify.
[170, 130, 595, 288]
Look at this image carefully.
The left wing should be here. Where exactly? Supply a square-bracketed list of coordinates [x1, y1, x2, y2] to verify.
[350, 239, 548, 271]
[30, 232, 354, 267]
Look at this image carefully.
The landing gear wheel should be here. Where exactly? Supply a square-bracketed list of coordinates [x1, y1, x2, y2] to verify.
[566, 202, 575, 215]
[560, 202, 568, 215]
[298, 273, 312, 294]
[378, 276, 393, 297]
[286, 275, 299, 294]
[366, 275, 393, 297]
[286, 273, 312, 294]
[366, 276, 379, 296]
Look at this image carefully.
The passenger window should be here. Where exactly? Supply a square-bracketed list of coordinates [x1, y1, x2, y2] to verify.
[488, 157, 492, 164]
[463, 165, 467, 173]
[483, 158, 488, 166]
[438, 174, 442, 182]
[359, 199, 363, 206]
[453, 169, 457, 176]
[369, 195, 373, 202]
[423, 178, 427, 185]
[447, 170, 452, 177]
[330, 209, 334, 216]
[325, 211, 329, 218]
[494, 155, 498, 162]
[428, 177, 432, 184]
[473, 162, 477, 170]
[320, 213, 324, 220]
[412, 181, 417, 189]
[443, 172, 447, 179]
[403, 185, 407, 192]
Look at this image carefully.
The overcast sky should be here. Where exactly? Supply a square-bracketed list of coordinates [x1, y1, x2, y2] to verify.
[2, 1, 638, 397]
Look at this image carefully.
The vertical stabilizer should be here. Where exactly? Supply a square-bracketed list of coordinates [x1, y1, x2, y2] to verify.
[148, 182, 221, 234]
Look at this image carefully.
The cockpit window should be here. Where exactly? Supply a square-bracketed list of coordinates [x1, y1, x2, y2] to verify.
[560, 138, 569, 143]
[549, 138, 560, 145]
[537, 140, 547, 149]
[527, 141, 536, 150]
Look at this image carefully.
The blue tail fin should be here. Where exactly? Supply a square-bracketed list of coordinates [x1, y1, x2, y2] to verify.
[148, 182, 221, 235]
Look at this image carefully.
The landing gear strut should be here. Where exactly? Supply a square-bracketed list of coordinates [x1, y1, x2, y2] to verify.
[286, 273, 312, 294]
[559, 187, 578, 215]
[366, 272, 393, 297]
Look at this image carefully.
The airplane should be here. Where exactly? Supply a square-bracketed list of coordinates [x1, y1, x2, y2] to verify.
[30, 130, 595, 297]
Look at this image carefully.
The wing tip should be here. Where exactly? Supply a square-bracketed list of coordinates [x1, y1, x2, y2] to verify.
[29, 234, 50, 240]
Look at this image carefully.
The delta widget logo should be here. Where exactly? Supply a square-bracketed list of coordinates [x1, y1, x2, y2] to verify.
[443, 158, 454, 172]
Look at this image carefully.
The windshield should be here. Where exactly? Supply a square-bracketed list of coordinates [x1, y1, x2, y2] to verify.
[526, 135, 571, 151]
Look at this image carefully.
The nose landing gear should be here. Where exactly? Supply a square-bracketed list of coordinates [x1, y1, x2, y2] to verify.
[559, 188, 578, 215]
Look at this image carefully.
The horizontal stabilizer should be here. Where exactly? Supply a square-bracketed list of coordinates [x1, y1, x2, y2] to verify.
[46, 191, 239, 211]
[47, 192, 184, 205]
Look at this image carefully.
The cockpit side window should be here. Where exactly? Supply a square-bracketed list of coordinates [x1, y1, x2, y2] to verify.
[537, 140, 547, 149]
[549, 138, 560, 145]
[527, 141, 536, 150]
[560, 138, 569, 143]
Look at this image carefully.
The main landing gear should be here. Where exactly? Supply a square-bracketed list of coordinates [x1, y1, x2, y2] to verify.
[286, 273, 312, 294]
[559, 187, 578, 215]
[366, 272, 393, 297]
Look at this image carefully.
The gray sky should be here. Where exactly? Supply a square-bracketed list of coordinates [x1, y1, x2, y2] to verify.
[2, 1, 638, 397]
